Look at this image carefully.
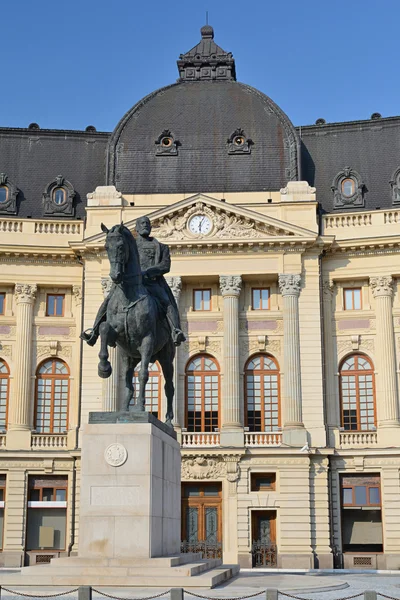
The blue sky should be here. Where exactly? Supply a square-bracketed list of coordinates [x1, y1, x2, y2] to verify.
[1, 0, 398, 131]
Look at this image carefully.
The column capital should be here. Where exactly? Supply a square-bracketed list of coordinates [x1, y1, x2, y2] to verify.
[101, 277, 112, 299]
[370, 276, 393, 298]
[72, 285, 82, 306]
[165, 276, 182, 302]
[219, 275, 242, 297]
[278, 274, 301, 297]
[14, 283, 37, 304]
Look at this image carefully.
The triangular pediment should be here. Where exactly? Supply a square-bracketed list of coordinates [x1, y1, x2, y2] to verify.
[79, 194, 318, 249]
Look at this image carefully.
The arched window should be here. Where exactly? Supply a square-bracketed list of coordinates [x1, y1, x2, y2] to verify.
[35, 360, 69, 434]
[185, 355, 220, 432]
[340, 355, 376, 431]
[130, 362, 161, 418]
[245, 354, 280, 432]
[0, 360, 9, 430]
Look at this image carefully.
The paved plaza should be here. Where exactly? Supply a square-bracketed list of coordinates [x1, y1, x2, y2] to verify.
[1, 572, 400, 600]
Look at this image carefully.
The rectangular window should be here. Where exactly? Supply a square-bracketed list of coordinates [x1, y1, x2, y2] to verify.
[252, 288, 270, 310]
[341, 474, 381, 506]
[0, 293, 5, 315]
[251, 473, 276, 492]
[344, 288, 362, 310]
[26, 476, 68, 551]
[193, 289, 211, 311]
[46, 294, 64, 317]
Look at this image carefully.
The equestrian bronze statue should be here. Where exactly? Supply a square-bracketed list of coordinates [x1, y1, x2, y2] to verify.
[81, 216, 185, 426]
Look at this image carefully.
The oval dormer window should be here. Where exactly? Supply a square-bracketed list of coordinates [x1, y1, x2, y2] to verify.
[342, 178, 356, 197]
[0, 187, 8, 203]
[53, 188, 66, 205]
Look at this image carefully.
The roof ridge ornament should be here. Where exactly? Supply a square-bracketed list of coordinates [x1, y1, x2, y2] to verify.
[177, 25, 236, 81]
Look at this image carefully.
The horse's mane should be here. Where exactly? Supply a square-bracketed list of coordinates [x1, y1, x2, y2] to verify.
[108, 224, 141, 277]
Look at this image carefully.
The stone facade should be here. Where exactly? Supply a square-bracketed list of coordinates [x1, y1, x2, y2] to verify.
[0, 186, 399, 569]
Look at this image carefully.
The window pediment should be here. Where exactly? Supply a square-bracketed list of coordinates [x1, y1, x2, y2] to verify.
[331, 167, 365, 209]
[0, 173, 18, 215]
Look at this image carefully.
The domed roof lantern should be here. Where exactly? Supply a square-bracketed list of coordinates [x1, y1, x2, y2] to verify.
[177, 25, 236, 82]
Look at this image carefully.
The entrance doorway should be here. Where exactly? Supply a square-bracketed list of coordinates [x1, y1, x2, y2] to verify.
[251, 510, 277, 567]
[181, 483, 222, 559]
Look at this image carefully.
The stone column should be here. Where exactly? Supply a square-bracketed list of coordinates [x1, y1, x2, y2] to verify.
[370, 276, 400, 439]
[278, 274, 307, 446]
[219, 275, 243, 447]
[101, 277, 119, 412]
[322, 280, 338, 446]
[165, 276, 182, 434]
[7, 284, 37, 450]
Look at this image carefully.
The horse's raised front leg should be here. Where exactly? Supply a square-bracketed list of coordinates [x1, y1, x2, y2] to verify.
[156, 339, 175, 427]
[135, 336, 153, 412]
[98, 321, 117, 379]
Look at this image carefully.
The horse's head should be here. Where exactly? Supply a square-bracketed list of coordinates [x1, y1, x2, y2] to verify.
[101, 223, 132, 284]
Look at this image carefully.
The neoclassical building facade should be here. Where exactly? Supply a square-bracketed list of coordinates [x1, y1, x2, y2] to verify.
[0, 25, 400, 570]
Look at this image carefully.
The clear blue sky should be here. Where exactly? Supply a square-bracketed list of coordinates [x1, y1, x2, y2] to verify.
[2, 0, 398, 131]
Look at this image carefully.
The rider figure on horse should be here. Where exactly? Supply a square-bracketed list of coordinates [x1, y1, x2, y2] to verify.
[81, 216, 186, 347]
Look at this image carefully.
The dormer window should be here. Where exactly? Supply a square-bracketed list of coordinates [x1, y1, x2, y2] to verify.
[43, 175, 75, 216]
[390, 167, 400, 205]
[155, 130, 179, 156]
[332, 167, 365, 209]
[53, 188, 66, 206]
[227, 128, 253, 155]
[0, 174, 18, 214]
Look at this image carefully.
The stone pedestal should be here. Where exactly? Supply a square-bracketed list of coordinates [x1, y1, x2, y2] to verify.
[79, 412, 181, 559]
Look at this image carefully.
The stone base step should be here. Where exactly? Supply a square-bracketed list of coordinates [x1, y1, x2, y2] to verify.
[49, 554, 202, 568]
[21, 559, 221, 578]
[0, 565, 239, 588]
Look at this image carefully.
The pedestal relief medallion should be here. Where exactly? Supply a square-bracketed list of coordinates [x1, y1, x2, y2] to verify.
[104, 443, 128, 467]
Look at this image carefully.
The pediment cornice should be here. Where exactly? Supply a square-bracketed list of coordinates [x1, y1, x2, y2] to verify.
[74, 194, 321, 254]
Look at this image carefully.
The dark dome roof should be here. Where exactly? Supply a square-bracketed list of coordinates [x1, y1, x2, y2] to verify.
[107, 27, 300, 194]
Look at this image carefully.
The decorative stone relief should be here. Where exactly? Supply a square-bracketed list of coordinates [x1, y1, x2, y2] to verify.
[164, 276, 182, 301]
[0, 343, 12, 357]
[101, 277, 112, 299]
[240, 337, 281, 358]
[151, 201, 295, 241]
[104, 443, 128, 467]
[14, 283, 37, 304]
[72, 285, 82, 306]
[181, 456, 226, 480]
[0, 326, 15, 339]
[219, 275, 242, 297]
[337, 337, 374, 355]
[322, 280, 335, 297]
[370, 276, 393, 297]
[278, 274, 301, 296]
[184, 337, 221, 356]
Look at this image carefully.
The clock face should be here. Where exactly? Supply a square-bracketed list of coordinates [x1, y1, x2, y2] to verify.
[188, 214, 213, 235]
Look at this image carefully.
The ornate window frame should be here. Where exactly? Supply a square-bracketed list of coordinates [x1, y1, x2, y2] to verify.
[390, 167, 400, 205]
[185, 354, 220, 432]
[244, 353, 281, 432]
[339, 354, 376, 432]
[0, 173, 19, 215]
[155, 130, 180, 156]
[34, 359, 70, 434]
[42, 175, 75, 216]
[227, 128, 253, 155]
[331, 167, 365, 209]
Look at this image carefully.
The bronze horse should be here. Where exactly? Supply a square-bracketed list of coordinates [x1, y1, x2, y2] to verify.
[98, 223, 175, 425]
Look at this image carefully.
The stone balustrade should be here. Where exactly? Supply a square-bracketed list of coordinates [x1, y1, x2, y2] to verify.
[339, 431, 378, 448]
[244, 431, 282, 447]
[322, 209, 400, 238]
[31, 434, 68, 449]
[181, 432, 220, 448]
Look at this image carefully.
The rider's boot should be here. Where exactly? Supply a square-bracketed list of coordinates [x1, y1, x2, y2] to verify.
[80, 327, 100, 347]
